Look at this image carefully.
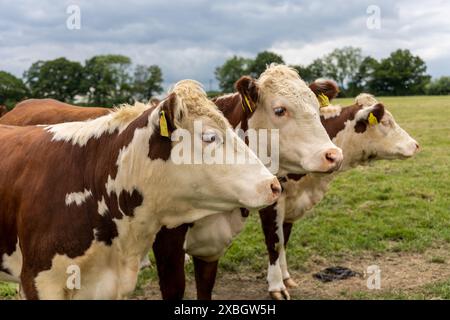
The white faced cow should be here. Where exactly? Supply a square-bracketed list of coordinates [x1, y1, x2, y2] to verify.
[0, 80, 281, 299]
[269, 89, 420, 298]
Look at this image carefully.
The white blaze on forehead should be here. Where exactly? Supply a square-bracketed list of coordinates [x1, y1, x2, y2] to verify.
[355, 93, 378, 107]
[170, 79, 230, 131]
[65, 189, 93, 206]
[45, 102, 150, 147]
[320, 104, 342, 120]
[258, 63, 319, 112]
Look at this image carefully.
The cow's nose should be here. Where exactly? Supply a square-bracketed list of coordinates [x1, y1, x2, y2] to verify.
[324, 148, 343, 170]
[415, 143, 420, 151]
[267, 177, 281, 201]
[270, 180, 282, 197]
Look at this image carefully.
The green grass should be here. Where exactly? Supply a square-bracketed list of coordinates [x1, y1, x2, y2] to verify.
[0, 283, 17, 299]
[1, 96, 449, 299]
[349, 279, 450, 300]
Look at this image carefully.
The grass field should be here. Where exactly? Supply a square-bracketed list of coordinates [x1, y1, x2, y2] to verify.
[1, 95, 449, 299]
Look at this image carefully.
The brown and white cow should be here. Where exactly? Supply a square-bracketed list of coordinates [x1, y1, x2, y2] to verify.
[0, 105, 8, 117]
[266, 87, 420, 298]
[178, 81, 419, 300]
[0, 80, 281, 299]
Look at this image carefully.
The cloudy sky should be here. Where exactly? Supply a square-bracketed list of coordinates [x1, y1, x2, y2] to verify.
[1, 0, 449, 90]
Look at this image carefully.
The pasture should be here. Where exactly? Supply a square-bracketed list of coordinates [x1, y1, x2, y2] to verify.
[1, 95, 449, 299]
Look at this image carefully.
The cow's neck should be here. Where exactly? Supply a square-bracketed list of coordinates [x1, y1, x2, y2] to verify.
[284, 172, 336, 221]
[102, 109, 175, 254]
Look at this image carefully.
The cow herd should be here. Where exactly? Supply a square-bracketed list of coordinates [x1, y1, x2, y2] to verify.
[0, 64, 419, 300]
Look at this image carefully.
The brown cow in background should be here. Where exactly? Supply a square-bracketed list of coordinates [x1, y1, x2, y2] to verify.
[0, 105, 8, 117]
[0, 99, 110, 125]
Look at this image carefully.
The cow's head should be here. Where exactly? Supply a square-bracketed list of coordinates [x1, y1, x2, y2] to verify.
[332, 94, 419, 168]
[150, 80, 280, 222]
[235, 64, 343, 176]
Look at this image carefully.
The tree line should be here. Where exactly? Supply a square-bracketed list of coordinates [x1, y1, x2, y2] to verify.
[0, 54, 163, 109]
[1, 47, 449, 110]
[215, 47, 450, 97]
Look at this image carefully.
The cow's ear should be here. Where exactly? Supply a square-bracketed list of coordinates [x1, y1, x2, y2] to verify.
[309, 79, 339, 107]
[368, 103, 385, 124]
[355, 103, 385, 133]
[158, 93, 180, 137]
[235, 76, 259, 113]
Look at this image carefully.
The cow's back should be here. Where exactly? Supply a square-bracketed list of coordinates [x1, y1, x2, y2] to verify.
[0, 99, 110, 126]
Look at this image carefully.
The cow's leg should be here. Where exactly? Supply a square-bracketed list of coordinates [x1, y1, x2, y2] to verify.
[259, 202, 290, 300]
[193, 257, 218, 300]
[20, 269, 40, 300]
[280, 222, 298, 288]
[153, 224, 189, 300]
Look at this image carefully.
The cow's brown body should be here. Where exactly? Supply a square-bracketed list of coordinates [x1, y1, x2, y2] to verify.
[0, 106, 159, 298]
[0, 99, 110, 125]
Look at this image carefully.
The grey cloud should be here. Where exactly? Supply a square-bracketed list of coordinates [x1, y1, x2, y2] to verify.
[0, 0, 448, 90]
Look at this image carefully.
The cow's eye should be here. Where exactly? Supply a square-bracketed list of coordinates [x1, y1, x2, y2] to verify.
[202, 131, 217, 143]
[274, 107, 286, 117]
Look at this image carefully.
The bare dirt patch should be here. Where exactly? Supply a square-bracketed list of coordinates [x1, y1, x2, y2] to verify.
[135, 247, 450, 300]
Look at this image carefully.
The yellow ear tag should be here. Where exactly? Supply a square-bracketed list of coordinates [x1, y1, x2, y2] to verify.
[368, 112, 378, 126]
[159, 111, 169, 137]
[243, 94, 253, 113]
[317, 93, 330, 108]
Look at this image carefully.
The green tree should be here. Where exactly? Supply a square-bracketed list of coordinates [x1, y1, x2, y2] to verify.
[215, 56, 252, 93]
[0, 71, 29, 109]
[369, 49, 430, 95]
[248, 51, 284, 78]
[24, 57, 83, 103]
[82, 54, 133, 106]
[133, 65, 163, 101]
[347, 56, 379, 96]
[291, 59, 327, 83]
[426, 76, 450, 95]
[291, 65, 312, 82]
[321, 47, 363, 95]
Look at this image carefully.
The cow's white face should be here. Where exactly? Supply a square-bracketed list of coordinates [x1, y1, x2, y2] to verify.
[154, 81, 280, 221]
[353, 104, 420, 160]
[334, 100, 420, 169]
[240, 65, 343, 176]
